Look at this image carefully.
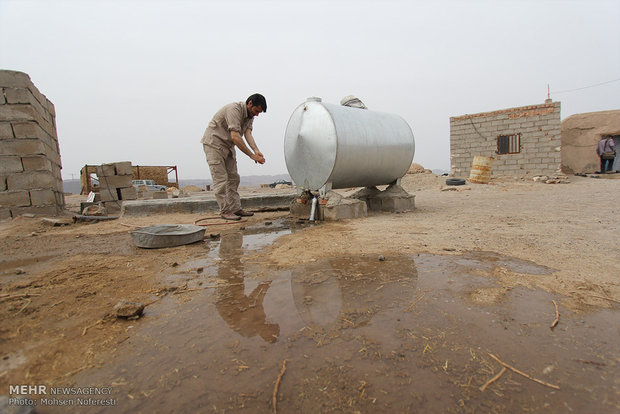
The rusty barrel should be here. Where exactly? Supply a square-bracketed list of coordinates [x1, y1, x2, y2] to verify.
[469, 156, 494, 184]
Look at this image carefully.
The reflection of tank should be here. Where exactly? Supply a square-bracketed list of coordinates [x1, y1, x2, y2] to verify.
[291, 270, 343, 326]
[290, 256, 418, 327]
[284, 97, 415, 192]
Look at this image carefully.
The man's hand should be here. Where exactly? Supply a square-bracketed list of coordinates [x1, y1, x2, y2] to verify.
[251, 153, 266, 164]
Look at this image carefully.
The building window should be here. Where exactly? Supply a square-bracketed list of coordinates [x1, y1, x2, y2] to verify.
[497, 133, 521, 154]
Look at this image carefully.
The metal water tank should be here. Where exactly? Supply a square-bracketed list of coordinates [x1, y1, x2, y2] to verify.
[284, 97, 415, 192]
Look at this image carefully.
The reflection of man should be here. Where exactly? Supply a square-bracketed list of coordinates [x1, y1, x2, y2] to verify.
[215, 232, 279, 343]
[201, 94, 267, 221]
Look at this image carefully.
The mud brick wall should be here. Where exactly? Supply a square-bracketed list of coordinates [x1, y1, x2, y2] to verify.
[450, 101, 562, 177]
[132, 166, 171, 187]
[0, 70, 64, 219]
[97, 161, 137, 213]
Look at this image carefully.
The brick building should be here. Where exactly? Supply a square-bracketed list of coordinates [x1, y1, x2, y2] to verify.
[450, 100, 562, 178]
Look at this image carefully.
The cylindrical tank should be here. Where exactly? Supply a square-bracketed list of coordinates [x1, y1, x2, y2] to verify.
[284, 97, 415, 191]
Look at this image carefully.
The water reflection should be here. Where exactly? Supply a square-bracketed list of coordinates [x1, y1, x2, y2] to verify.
[290, 256, 418, 328]
[215, 231, 280, 343]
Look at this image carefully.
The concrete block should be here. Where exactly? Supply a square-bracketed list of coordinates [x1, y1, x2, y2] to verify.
[0, 207, 11, 220]
[96, 164, 116, 177]
[321, 199, 367, 221]
[55, 191, 65, 206]
[7, 171, 55, 190]
[0, 139, 46, 156]
[99, 174, 132, 189]
[0, 105, 58, 143]
[29, 188, 56, 205]
[46, 100, 56, 118]
[4, 87, 33, 104]
[321, 191, 367, 221]
[114, 161, 133, 175]
[0, 156, 24, 174]
[0, 190, 31, 207]
[0, 104, 38, 122]
[21, 156, 52, 172]
[152, 191, 168, 199]
[289, 198, 312, 218]
[10, 205, 62, 217]
[12, 121, 52, 141]
[0, 122, 13, 139]
[0, 70, 32, 88]
[102, 201, 121, 214]
[375, 186, 416, 212]
[99, 187, 120, 202]
[120, 186, 137, 200]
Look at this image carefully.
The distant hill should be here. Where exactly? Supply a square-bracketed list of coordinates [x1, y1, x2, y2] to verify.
[62, 174, 292, 194]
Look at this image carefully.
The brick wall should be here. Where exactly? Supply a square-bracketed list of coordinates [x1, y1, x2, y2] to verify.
[449, 101, 562, 178]
[0, 70, 64, 219]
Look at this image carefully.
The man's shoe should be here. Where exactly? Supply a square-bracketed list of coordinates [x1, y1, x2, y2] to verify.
[221, 212, 241, 221]
[234, 209, 254, 217]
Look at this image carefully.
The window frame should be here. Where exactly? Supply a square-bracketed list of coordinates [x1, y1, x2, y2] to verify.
[496, 133, 521, 155]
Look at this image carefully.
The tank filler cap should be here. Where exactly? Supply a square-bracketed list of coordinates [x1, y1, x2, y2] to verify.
[306, 96, 322, 102]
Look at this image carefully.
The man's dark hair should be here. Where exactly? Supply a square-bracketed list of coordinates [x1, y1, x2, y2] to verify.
[246, 93, 267, 112]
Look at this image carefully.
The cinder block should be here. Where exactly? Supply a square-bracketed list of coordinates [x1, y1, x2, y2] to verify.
[0, 208, 11, 220]
[120, 186, 137, 200]
[99, 187, 120, 202]
[0, 70, 32, 88]
[55, 191, 65, 207]
[96, 164, 116, 177]
[0, 156, 24, 174]
[7, 171, 55, 190]
[12, 122, 50, 140]
[0, 105, 57, 140]
[21, 156, 52, 172]
[29, 188, 56, 205]
[4, 88, 33, 104]
[102, 201, 121, 214]
[4, 88, 54, 126]
[0, 139, 46, 156]
[0, 190, 31, 207]
[99, 174, 132, 189]
[0, 104, 37, 122]
[321, 199, 367, 221]
[0, 122, 12, 139]
[289, 198, 312, 218]
[114, 161, 133, 175]
[10, 205, 61, 217]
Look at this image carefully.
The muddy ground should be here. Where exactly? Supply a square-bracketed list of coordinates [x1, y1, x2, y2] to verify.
[0, 173, 618, 413]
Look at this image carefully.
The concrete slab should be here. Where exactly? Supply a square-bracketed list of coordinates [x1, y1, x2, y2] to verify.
[121, 192, 296, 216]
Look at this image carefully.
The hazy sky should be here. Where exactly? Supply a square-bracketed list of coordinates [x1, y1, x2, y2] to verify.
[1, 0, 619, 180]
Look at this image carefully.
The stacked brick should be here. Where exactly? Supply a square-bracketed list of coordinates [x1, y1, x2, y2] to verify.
[96, 161, 137, 213]
[0, 70, 64, 219]
[449, 101, 562, 178]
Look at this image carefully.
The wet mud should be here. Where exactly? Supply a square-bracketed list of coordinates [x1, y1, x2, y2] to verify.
[35, 222, 619, 413]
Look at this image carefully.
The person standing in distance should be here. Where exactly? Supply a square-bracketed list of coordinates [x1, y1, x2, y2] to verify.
[201, 94, 267, 220]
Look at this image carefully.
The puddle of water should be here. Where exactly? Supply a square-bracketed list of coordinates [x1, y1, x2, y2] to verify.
[51, 232, 619, 414]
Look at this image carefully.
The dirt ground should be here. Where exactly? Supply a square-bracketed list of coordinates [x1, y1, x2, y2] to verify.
[1, 172, 618, 412]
